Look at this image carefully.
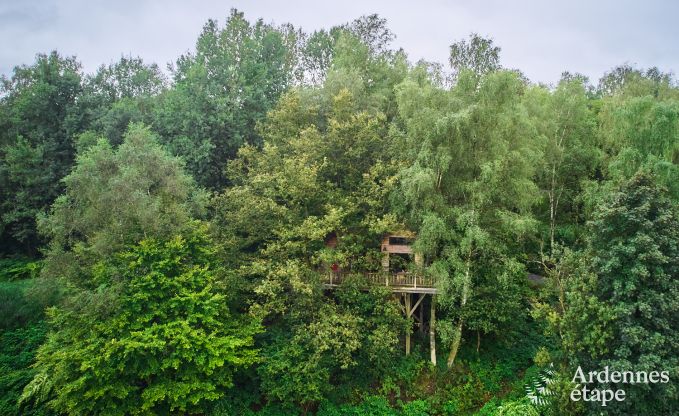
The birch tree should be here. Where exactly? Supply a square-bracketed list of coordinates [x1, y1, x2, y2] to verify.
[526, 77, 599, 253]
[394, 67, 541, 367]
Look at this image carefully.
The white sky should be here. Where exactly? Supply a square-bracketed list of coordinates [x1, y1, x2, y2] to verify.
[2, 0, 678, 85]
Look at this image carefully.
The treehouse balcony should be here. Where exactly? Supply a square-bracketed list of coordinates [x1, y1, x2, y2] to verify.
[322, 232, 435, 293]
[323, 271, 437, 294]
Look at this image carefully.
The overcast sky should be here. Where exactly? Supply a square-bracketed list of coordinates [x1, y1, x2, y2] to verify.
[2, 0, 678, 85]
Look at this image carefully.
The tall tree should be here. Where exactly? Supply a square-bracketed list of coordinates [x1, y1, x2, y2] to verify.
[80, 56, 166, 146]
[299, 14, 396, 85]
[85, 56, 166, 102]
[563, 172, 679, 415]
[597, 65, 677, 98]
[525, 77, 600, 253]
[448, 33, 501, 78]
[38, 123, 206, 283]
[394, 67, 540, 367]
[153, 9, 300, 189]
[212, 58, 406, 407]
[0, 52, 83, 255]
[597, 93, 679, 199]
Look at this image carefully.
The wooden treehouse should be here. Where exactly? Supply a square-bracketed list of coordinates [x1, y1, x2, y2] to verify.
[322, 232, 439, 364]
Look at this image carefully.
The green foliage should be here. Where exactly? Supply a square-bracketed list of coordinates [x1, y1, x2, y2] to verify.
[0, 279, 45, 331]
[524, 363, 556, 407]
[0, 265, 55, 416]
[79, 56, 165, 147]
[472, 398, 500, 416]
[365, 319, 545, 416]
[212, 42, 408, 408]
[599, 94, 679, 198]
[449, 33, 501, 77]
[3, 12, 679, 416]
[536, 173, 679, 415]
[38, 122, 206, 282]
[0, 258, 41, 281]
[0, 52, 83, 254]
[567, 172, 679, 414]
[257, 284, 407, 410]
[526, 77, 600, 252]
[495, 399, 539, 416]
[301, 14, 396, 85]
[334, 282, 408, 371]
[394, 67, 541, 366]
[400, 400, 430, 416]
[23, 227, 260, 415]
[0, 322, 49, 416]
[317, 396, 398, 416]
[597, 65, 677, 98]
[85, 56, 166, 102]
[153, 9, 300, 189]
[0, 259, 58, 332]
[214, 86, 398, 267]
[258, 306, 362, 408]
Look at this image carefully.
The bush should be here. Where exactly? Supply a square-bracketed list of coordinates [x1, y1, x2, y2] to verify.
[401, 399, 430, 416]
[23, 228, 261, 414]
[0, 258, 41, 281]
[317, 396, 397, 416]
[0, 279, 52, 331]
[0, 322, 49, 416]
[474, 399, 502, 416]
[495, 399, 539, 416]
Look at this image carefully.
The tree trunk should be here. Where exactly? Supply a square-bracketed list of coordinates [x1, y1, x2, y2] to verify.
[549, 165, 556, 255]
[447, 320, 463, 368]
[447, 256, 471, 368]
[476, 330, 481, 354]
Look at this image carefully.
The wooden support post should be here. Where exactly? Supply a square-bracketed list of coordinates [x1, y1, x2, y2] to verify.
[418, 294, 424, 333]
[405, 293, 411, 355]
[409, 293, 425, 317]
[430, 294, 436, 365]
[382, 252, 390, 272]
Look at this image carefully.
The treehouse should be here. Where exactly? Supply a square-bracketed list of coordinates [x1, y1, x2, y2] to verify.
[380, 232, 423, 273]
[322, 231, 438, 363]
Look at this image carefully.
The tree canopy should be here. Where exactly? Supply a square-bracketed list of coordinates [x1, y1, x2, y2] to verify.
[1, 10, 678, 416]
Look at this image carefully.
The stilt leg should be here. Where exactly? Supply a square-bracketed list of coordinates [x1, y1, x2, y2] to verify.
[430, 294, 436, 365]
[405, 293, 411, 355]
[418, 294, 424, 334]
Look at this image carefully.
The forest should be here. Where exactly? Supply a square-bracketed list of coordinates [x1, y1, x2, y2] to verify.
[1, 9, 678, 416]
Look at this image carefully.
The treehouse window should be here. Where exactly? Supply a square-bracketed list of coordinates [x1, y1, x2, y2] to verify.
[389, 236, 412, 245]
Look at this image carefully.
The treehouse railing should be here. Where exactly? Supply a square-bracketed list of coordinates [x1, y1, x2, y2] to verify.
[324, 271, 436, 290]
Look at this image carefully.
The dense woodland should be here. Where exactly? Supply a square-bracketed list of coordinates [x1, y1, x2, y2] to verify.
[1, 10, 678, 416]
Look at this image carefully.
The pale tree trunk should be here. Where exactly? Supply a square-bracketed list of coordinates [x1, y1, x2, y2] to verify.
[549, 164, 556, 255]
[447, 257, 471, 368]
[549, 121, 569, 256]
[548, 164, 563, 256]
[447, 320, 464, 368]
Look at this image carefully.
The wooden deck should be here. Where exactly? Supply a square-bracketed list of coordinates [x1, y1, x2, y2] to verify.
[323, 271, 437, 294]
